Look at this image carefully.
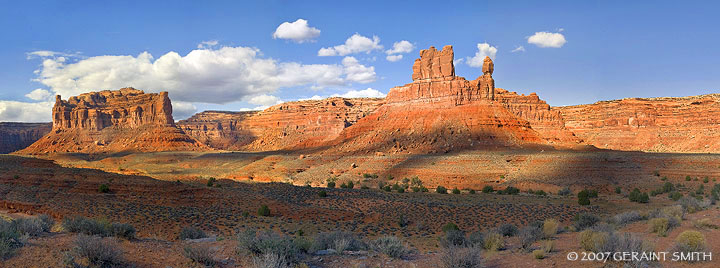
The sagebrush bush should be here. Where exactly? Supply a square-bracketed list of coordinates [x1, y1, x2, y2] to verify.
[238, 229, 301, 263]
[573, 213, 600, 231]
[497, 223, 518, 237]
[542, 219, 559, 239]
[579, 230, 608, 252]
[442, 222, 460, 233]
[673, 231, 706, 254]
[252, 252, 291, 268]
[310, 231, 365, 253]
[72, 235, 124, 267]
[371, 236, 412, 259]
[612, 211, 645, 226]
[109, 223, 135, 239]
[518, 225, 542, 251]
[677, 197, 705, 213]
[0, 220, 22, 260]
[440, 246, 483, 268]
[12, 217, 45, 237]
[532, 249, 545, 259]
[440, 230, 466, 248]
[178, 226, 207, 240]
[648, 218, 670, 237]
[467, 231, 484, 248]
[62, 216, 110, 237]
[482, 231, 504, 251]
[183, 244, 217, 266]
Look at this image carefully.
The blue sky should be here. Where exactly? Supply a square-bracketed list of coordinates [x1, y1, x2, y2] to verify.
[1, 0, 719, 122]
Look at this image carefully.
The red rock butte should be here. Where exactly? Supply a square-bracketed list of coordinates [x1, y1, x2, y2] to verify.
[18, 88, 205, 154]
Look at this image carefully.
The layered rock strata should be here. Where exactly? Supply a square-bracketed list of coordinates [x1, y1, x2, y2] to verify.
[18, 88, 204, 154]
[0, 123, 51, 153]
[557, 94, 720, 152]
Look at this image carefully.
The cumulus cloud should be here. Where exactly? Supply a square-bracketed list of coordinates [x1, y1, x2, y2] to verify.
[318, 33, 382, 56]
[302, 88, 386, 100]
[386, 55, 403, 62]
[272, 19, 321, 43]
[197, 40, 219, 49]
[511, 46, 526, 53]
[28, 45, 376, 105]
[0, 101, 53, 122]
[172, 101, 198, 120]
[25, 88, 53, 101]
[247, 94, 283, 106]
[341, 56, 376, 83]
[527, 31, 567, 48]
[466, 43, 498, 67]
[385, 40, 414, 55]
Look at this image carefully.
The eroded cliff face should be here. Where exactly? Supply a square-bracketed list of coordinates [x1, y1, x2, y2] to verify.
[18, 88, 205, 154]
[557, 94, 720, 152]
[177, 98, 384, 151]
[0, 123, 51, 153]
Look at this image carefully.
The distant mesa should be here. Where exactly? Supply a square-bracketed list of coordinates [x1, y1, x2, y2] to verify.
[17, 88, 205, 154]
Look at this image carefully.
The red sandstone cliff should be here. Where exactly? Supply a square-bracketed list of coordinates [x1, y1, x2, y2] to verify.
[17, 88, 205, 154]
[177, 97, 384, 151]
[0, 123, 51, 154]
[557, 94, 720, 153]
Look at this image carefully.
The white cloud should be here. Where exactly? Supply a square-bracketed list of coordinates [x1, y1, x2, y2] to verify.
[26, 50, 81, 59]
[385, 55, 403, 62]
[247, 94, 283, 106]
[172, 101, 198, 120]
[29, 45, 376, 105]
[341, 56, 376, 83]
[511, 46, 526, 53]
[527, 31, 567, 48]
[197, 40, 219, 49]
[385, 40, 414, 54]
[318, 33, 382, 56]
[0, 101, 53, 122]
[466, 43, 498, 67]
[25, 88, 53, 101]
[302, 88, 386, 101]
[272, 19, 321, 43]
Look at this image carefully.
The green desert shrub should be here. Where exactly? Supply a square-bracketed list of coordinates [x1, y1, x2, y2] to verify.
[482, 231, 504, 251]
[371, 236, 412, 259]
[669, 191, 683, 201]
[258, 205, 270, 216]
[673, 231, 706, 254]
[317, 190, 327, 197]
[482, 185, 494, 193]
[442, 223, 460, 233]
[629, 188, 649, 203]
[436, 186, 448, 194]
[532, 249, 546, 259]
[542, 219, 559, 238]
[497, 186, 520, 195]
[326, 181, 335, 188]
[206, 177, 216, 187]
[440, 246, 483, 268]
[178, 226, 207, 240]
[98, 184, 110, 193]
[648, 217, 670, 237]
[452, 188, 461, 194]
[71, 234, 124, 267]
[497, 223, 518, 237]
[183, 244, 217, 266]
[577, 190, 591, 206]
